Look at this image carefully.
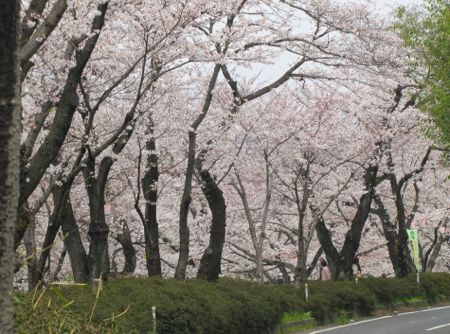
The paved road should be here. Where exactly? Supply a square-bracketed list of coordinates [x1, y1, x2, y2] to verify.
[306, 306, 450, 334]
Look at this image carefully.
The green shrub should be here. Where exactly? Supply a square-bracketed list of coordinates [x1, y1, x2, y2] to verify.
[420, 272, 450, 302]
[359, 276, 417, 306]
[14, 273, 450, 333]
[14, 289, 119, 334]
[16, 278, 305, 334]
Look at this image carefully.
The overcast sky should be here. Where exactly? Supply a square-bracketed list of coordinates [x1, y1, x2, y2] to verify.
[239, 0, 424, 87]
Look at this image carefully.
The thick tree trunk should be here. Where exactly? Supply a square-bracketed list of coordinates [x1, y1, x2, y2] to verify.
[84, 155, 112, 281]
[31, 182, 73, 288]
[175, 64, 221, 280]
[424, 238, 444, 273]
[115, 220, 136, 274]
[142, 136, 161, 276]
[393, 185, 416, 277]
[196, 168, 226, 281]
[293, 220, 309, 283]
[294, 247, 308, 284]
[0, 1, 21, 331]
[373, 195, 400, 276]
[396, 229, 415, 277]
[315, 165, 378, 280]
[60, 195, 89, 282]
[314, 216, 343, 279]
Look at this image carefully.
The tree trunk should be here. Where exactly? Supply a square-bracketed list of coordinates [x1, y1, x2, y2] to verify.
[15, 3, 109, 247]
[314, 216, 343, 279]
[60, 195, 89, 282]
[23, 217, 38, 291]
[373, 194, 400, 276]
[424, 236, 444, 273]
[31, 182, 72, 288]
[255, 248, 264, 283]
[0, 1, 21, 331]
[393, 185, 416, 277]
[175, 193, 191, 280]
[196, 167, 226, 281]
[396, 229, 415, 277]
[293, 163, 311, 285]
[315, 165, 378, 280]
[424, 220, 448, 272]
[84, 155, 112, 281]
[115, 220, 136, 274]
[175, 65, 221, 280]
[50, 245, 67, 282]
[294, 246, 308, 284]
[142, 135, 161, 276]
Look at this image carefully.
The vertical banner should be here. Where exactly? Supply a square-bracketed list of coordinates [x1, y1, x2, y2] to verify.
[406, 229, 422, 272]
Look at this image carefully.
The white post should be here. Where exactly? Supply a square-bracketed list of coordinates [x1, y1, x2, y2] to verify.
[416, 271, 420, 292]
[305, 283, 309, 302]
[152, 305, 156, 333]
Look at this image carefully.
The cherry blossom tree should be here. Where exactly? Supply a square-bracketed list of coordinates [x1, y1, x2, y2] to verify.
[11, 0, 450, 289]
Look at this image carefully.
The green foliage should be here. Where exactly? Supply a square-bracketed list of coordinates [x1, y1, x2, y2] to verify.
[14, 289, 119, 334]
[14, 274, 450, 332]
[394, 0, 450, 147]
[280, 311, 311, 324]
[306, 281, 376, 324]
[306, 274, 450, 325]
[15, 278, 306, 334]
[358, 275, 418, 306]
[420, 272, 450, 302]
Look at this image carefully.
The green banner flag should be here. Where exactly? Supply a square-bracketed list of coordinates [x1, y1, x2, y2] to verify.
[406, 229, 422, 272]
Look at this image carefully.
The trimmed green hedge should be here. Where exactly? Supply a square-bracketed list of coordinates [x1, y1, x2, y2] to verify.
[14, 273, 450, 333]
[15, 277, 306, 334]
[306, 273, 450, 324]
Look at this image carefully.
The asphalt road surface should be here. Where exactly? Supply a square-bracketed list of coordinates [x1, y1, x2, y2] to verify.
[307, 306, 450, 334]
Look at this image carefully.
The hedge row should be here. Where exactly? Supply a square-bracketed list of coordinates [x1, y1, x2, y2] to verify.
[14, 273, 450, 334]
[305, 273, 450, 323]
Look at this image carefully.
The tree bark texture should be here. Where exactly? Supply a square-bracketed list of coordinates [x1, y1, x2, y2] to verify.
[60, 195, 89, 282]
[115, 220, 136, 274]
[175, 64, 221, 280]
[15, 3, 109, 247]
[84, 153, 112, 281]
[30, 181, 75, 288]
[0, 1, 21, 331]
[23, 217, 38, 291]
[293, 163, 311, 284]
[196, 167, 226, 281]
[315, 165, 378, 280]
[423, 218, 448, 272]
[372, 194, 401, 276]
[142, 136, 162, 276]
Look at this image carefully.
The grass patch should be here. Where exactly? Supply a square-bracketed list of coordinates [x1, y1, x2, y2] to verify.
[281, 311, 312, 323]
[278, 320, 317, 334]
[392, 295, 425, 306]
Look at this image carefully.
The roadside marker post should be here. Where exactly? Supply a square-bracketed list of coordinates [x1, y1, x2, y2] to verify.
[152, 305, 157, 333]
[417, 271, 420, 293]
[305, 283, 309, 302]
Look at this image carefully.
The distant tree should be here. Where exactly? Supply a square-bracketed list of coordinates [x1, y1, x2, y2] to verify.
[394, 0, 450, 148]
[0, 0, 21, 331]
